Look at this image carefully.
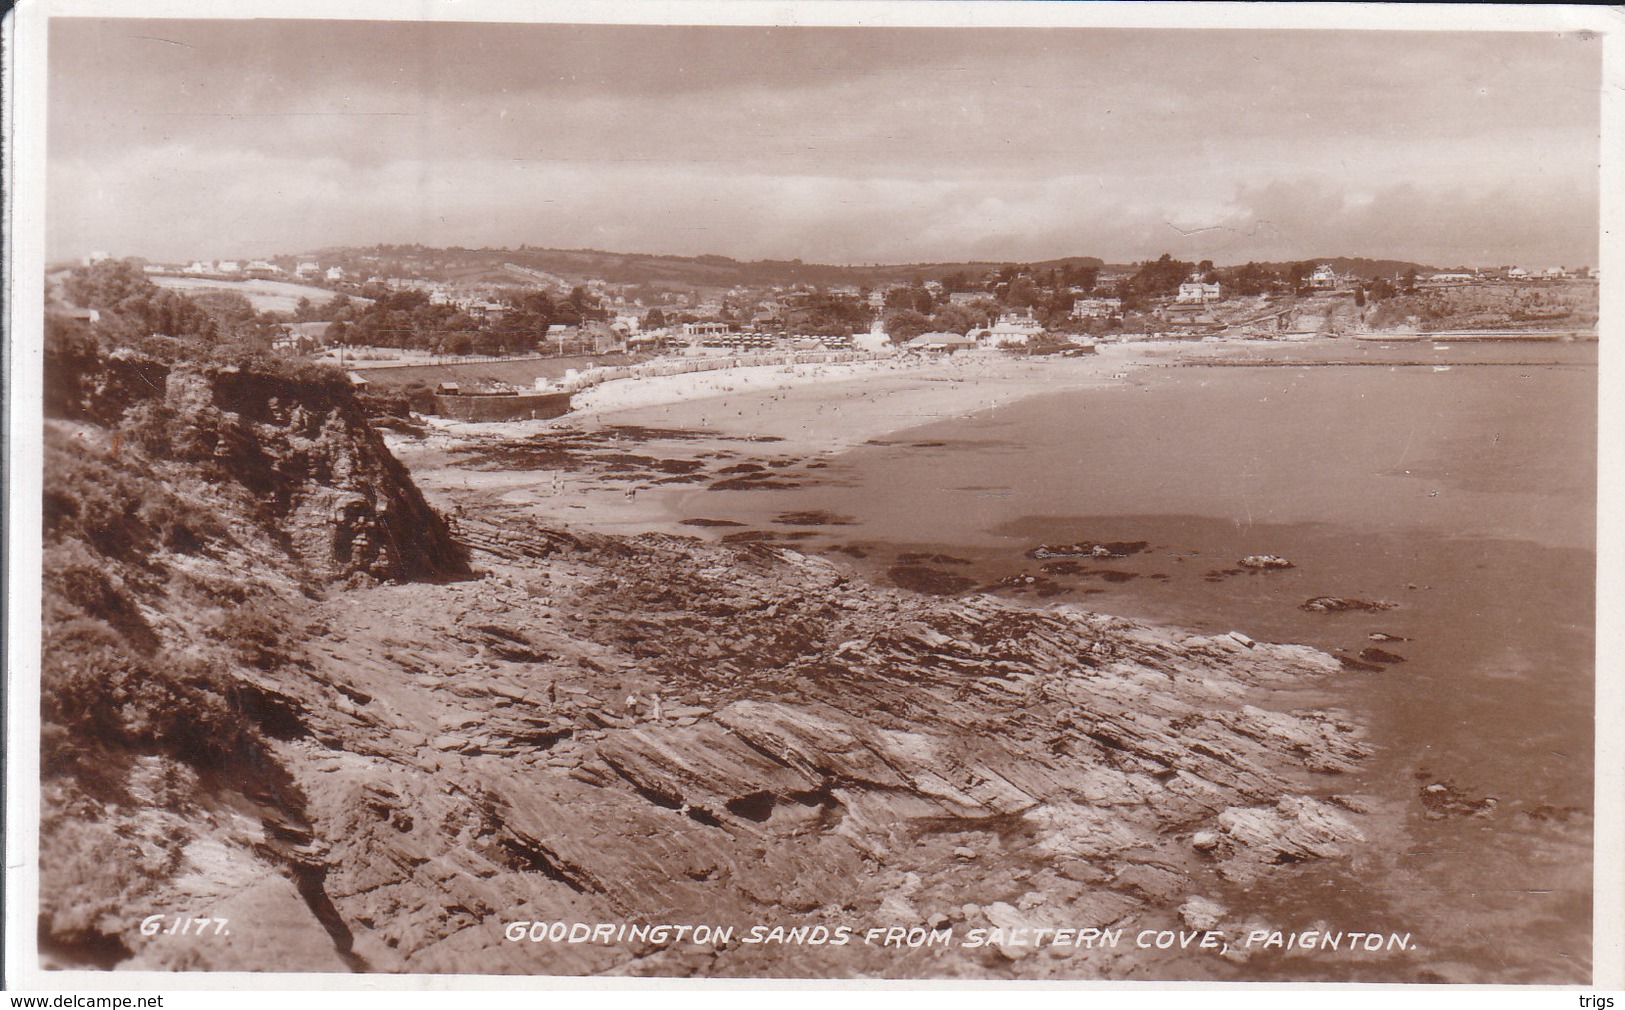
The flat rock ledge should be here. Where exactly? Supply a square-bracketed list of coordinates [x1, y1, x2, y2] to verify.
[131, 522, 1374, 979]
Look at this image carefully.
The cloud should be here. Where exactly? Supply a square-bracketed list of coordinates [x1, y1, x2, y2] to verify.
[46, 22, 1602, 266]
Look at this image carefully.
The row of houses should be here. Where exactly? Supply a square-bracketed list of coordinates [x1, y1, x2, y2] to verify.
[155, 259, 349, 283]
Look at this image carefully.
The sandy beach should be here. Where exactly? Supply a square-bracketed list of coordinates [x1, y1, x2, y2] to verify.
[391, 343, 1170, 534]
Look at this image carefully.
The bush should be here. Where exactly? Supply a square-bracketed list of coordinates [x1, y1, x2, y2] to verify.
[42, 616, 274, 775]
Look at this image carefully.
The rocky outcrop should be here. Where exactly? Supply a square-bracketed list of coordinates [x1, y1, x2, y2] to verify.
[70, 513, 1373, 979]
[47, 347, 469, 582]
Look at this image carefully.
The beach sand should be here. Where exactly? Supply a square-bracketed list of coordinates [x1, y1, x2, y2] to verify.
[391, 343, 1178, 535]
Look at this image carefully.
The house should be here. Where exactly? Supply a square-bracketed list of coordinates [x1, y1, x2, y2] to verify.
[948, 292, 987, 306]
[981, 314, 1044, 346]
[245, 260, 280, 278]
[345, 371, 370, 392]
[1175, 282, 1223, 305]
[217, 260, 242, 275]
[1311, 264, 1338, 290]
[271, 332, 316, 355]
[325, 266, 346, 282]
[295, 261, 320, 277]
[1071, 297, 1122, 319]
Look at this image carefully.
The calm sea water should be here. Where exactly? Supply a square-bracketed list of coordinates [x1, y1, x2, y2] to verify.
[670, 340, 1597, 983]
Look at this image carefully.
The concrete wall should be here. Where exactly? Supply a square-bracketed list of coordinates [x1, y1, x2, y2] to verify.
[433, 391, 573, 422]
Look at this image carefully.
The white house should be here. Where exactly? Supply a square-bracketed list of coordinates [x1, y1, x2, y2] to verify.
[981, 314, 1045, 345]
[1311, 264, 1338, 289]
[217, 260, 242, 275]
[1071, 297, 1122, 319]
[295, 261, 320, 277]
[1176, 282, 1222, 305]
[325, 266, 346, 282]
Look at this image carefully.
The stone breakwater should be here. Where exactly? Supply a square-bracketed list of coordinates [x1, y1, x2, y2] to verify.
[111, 510, 1373, 978]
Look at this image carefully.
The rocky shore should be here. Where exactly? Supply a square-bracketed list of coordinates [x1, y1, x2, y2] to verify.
[38, 345, 1379, 980]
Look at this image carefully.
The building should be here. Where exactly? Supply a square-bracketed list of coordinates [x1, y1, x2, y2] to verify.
[217, 260, 242, 275]
[325, 266, 346, 282]
[271, 332, 316, 355]
[905, 331, 977, 352]
[1176, 282, 1223, 305]
[681, 321, 732, 339]
[981, 314, 1045, 346]
[1071, 297, 1122, 319]
[1311, 264, 1338, 290]
[947, 292, 987, 306]
[295, 261, 320, 277]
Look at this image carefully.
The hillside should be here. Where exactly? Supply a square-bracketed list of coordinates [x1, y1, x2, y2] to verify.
[305, 244, 1106, 291]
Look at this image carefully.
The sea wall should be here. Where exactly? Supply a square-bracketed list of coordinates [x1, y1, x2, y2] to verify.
[433, 391, 574, 422]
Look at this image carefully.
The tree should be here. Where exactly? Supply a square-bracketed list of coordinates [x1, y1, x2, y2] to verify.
[1003, 276, 1041, 310]
[642, 307, 667, 329]
[1128, 254, 1194, 299]
[931, 303, 984, 335]
[1222, 262, 1278, 296]
[884, 309, 931, 342]
[63, 259, 153, 310]
[1285, 261, 1316, 292]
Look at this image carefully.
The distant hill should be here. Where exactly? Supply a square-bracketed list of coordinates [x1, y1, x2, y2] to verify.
[304, 244, 1105, 291]
[1245, 256, 1441, 279]
[303, 243, 1453, 290]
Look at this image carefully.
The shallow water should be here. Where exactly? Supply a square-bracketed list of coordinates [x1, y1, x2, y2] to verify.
[667, 340, 1597, 982]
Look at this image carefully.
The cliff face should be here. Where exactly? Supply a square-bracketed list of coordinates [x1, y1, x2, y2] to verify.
[49, 349, 469, 583]
[38, 348, 469, 969]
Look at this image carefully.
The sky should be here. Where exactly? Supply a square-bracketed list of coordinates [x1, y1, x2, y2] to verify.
[46, 17, 1603, 269]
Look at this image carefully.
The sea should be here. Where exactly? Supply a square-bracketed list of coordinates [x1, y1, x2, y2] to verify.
[665, 339, 1598, 983]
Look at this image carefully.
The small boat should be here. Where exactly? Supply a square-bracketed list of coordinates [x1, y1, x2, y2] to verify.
[1433, 365, 1451, 372]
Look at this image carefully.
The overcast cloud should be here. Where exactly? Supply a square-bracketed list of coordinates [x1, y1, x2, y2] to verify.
[47, 20, 1601, 267]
